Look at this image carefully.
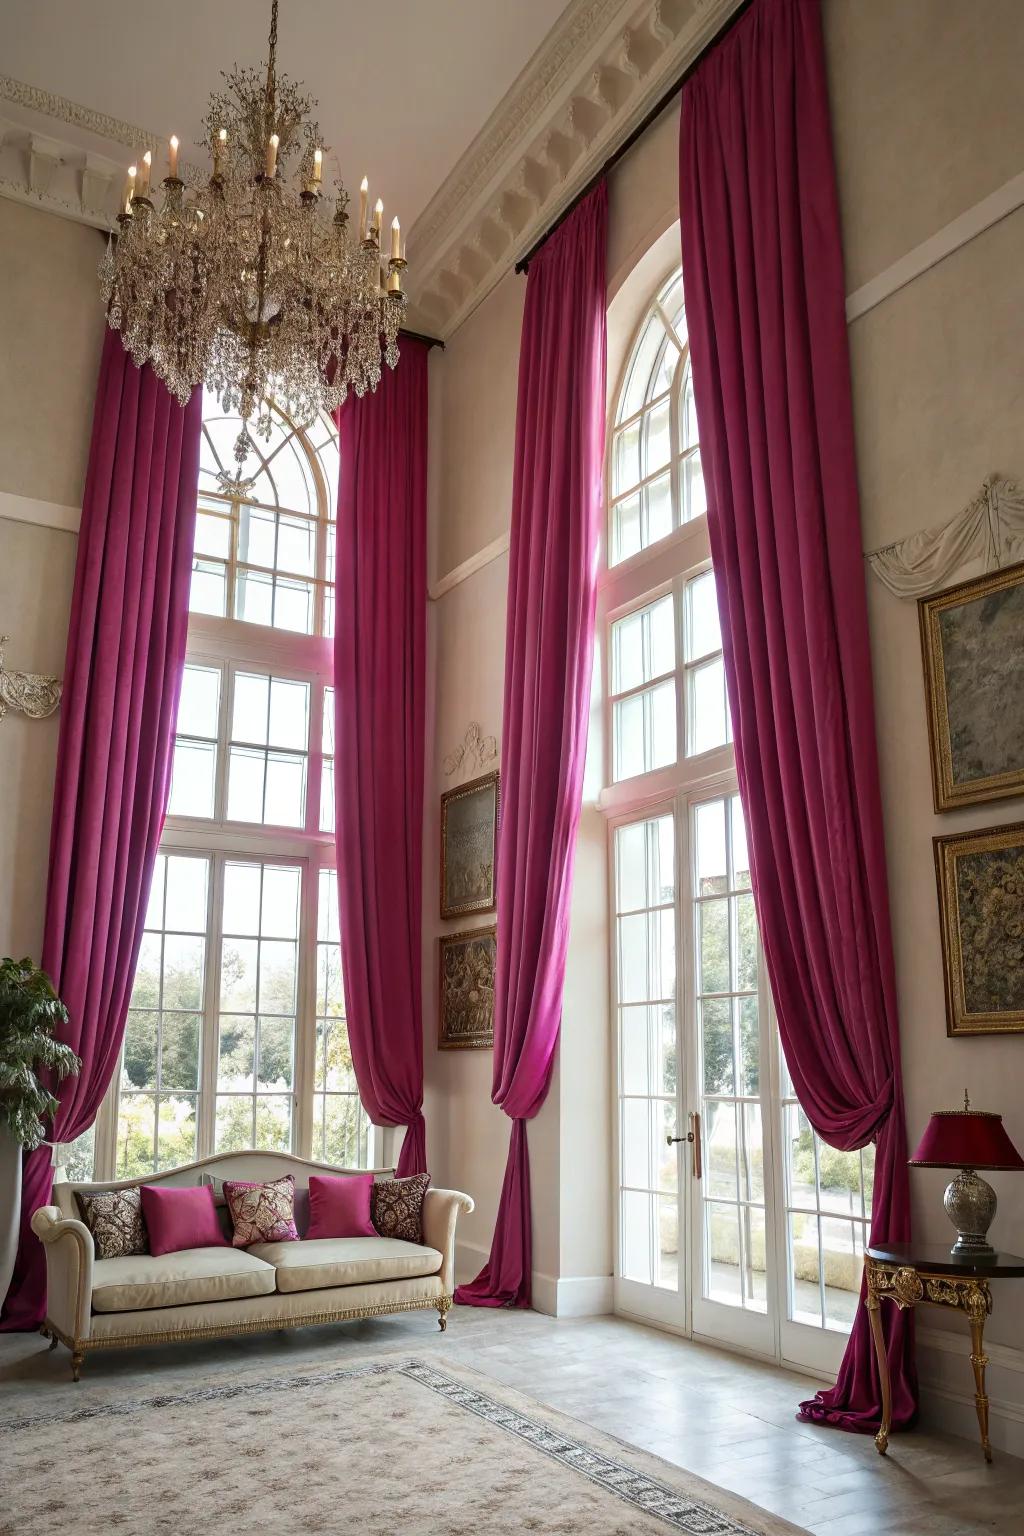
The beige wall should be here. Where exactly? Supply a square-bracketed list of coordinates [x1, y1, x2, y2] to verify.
[0, 199, 101, 961]
[424, 0, 1024, 1432]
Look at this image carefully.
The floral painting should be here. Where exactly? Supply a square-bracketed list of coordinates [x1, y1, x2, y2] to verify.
[440, 771, 499, 919]
[934, 821, 1024, 1035]
[920, 563, 1024, 810]
[438, 926, 497, 1049]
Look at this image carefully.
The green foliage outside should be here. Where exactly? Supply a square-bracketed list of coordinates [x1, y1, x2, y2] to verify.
[0, 957, 80, 1150]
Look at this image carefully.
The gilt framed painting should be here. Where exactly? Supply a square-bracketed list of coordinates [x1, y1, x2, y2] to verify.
[919, 562, 1024, 811]
[438, 926, 497, 1050]
[440, 770, 499, 920]
[934, 820, 1024, 1037]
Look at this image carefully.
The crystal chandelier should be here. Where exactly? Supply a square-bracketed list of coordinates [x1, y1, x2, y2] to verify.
[99, 0, 407, 456]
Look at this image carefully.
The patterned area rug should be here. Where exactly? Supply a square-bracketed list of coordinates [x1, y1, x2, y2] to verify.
[0, 1355, 808, 1535]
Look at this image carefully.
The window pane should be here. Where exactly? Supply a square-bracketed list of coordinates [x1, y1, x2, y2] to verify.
[645, 471, 673, 545]
[190, 559, 227, 616]
[261, 865, 301, 938]
[700, 998, 734, 1095]
[216, 1095, 254, 1152]
[223, 861, 262, 936]
[695, 799, 727, 896]
[236, 567, 274, 626]
[160, 1013, 201, 1090]
[615, 816, 674, 911]
[268, 678, 309, 750]
[233, 673, 270, 744]
[238, 504, 276, 567]
[706, 1202, 742, 1306]
[618, 313, 668, 425]
[684, 452, 707, 522]
[258, 1016, 294, 1090]
[254, 1094, 292, 1151]
[738, 996, 760, 1096]
[681, 367, 699, 449]
[227, 746, 266, 822]
[165, 856, 208, 932]
[219, 1016, 255, 1090]
[116, 1093, 157, 1177]
[731, 798, 751, 890]
[620, 1005, 650, 1096]
[621, 1189, 653, 1284]
[790, 1212, 823, 1327]
[705, 1100, 738, 1199]
[688, 656, 728, 756]
[162, 934, 204, 1010]
[273, 575, 315, 634]
[613, 418, 641, 496]
[698, 898, 730, 994]
[177, 664, 221, 737]
[264, 750, 306, 827]
[735, 892, 758, 991]
[611, 595, 674, 695]
[314, 1094, 365, 1166]
[221, 937, 258, 1010]
[169, 738, 216, 818]
[643, 398, 671, 478]
[157, 1095, 197, 1170]
[276, 512, 316, 575]
[195, 508, 231, 559]
[658, 1193, 679, 1290]
[684, 572, 721, 663]
[122, 1009, 158, 1090]
[611, 492, 641, 565]
[259, 940, 297, 1013]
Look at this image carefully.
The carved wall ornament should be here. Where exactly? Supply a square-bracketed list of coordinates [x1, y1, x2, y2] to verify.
[0, 635, 62, 722]
[442, 722, 498, 782]
[867, 475, 1024, 599]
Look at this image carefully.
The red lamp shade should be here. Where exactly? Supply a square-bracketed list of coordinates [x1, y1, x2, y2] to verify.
[910, 1109, 1024, 1172]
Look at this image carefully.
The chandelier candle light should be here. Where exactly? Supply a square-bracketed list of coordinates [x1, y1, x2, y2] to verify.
[99, 0, 407, 464]
[910, 1092, 1024, 1256]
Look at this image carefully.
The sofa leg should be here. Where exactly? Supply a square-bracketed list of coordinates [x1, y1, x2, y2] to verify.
[437, 1298, 452, 1332]
[71, 1350, 84, 1383]
[49, 1332, 59, 1352]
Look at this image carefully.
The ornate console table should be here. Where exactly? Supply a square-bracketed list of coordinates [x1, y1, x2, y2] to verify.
[865, 1242, 1024, 1462]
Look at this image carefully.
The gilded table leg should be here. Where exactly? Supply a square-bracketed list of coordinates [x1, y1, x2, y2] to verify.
[966, 1287, 993, 1464]
[865, 1283, 892, 1455]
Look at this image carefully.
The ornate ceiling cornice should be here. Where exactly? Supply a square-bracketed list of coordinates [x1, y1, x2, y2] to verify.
[407, 0, 745, 337]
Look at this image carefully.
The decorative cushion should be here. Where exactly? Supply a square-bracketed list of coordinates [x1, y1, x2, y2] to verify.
[140, 1183, 228, 1257]
[247, 1236, 443, 1294]
[77, 1186, 149, 1260]
[223, 1174, 299, 1248]
[371, 1173, 430, 1244]
[307, 1174, 376, 1240]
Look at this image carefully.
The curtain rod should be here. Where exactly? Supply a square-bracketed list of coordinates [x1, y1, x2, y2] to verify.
[515, 0, 754, 274]
[400, 327, 445, 351]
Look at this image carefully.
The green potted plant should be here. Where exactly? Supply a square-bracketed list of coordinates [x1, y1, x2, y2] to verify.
[0, 957, 80, 1307]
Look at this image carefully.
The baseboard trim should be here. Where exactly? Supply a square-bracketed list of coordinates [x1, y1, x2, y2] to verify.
[454, 1239, 612, 1318]
[917, 1325, 1024, 1460]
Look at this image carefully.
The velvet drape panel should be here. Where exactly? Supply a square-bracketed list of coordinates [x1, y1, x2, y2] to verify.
[333, 341, 428, 1177]
[677, 0, 916, 1432]
[455, 184, 607, 1309]
[1, 330, 201, 1330]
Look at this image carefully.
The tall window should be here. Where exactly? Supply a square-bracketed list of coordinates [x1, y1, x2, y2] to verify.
[80, 395, 370, 1181]
[605, 263, 862, 1373]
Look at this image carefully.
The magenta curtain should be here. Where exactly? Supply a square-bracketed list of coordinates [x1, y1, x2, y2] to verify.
[333, 341, 428, 1178]
[1, 330, 201, 1330]
[678, 0, 915, 1433]
[455, 184, 607, 1309]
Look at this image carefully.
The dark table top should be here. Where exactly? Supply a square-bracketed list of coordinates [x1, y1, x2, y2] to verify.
[868, 1242, 1024, 1278]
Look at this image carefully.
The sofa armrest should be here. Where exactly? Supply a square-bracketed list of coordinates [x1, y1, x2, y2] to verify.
[422, 1188, 474, 1294]
[31, 1204, 94, 1341]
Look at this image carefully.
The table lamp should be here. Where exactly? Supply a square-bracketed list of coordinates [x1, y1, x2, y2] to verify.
[910, 1092, 1024, 1256]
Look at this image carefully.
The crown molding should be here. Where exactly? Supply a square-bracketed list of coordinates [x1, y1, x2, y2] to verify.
[407, 0, 745, 338]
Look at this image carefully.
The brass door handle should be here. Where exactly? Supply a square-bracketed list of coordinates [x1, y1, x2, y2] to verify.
[666, 1135, 687, 1144]
[667, 1113, 702, 1179]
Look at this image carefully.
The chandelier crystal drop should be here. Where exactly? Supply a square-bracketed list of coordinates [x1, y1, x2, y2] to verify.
[99, 0, 407, 455]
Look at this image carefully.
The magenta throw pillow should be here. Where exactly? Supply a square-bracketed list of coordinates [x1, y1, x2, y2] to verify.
[140, 1183, 228, 1256]
[306, 1174, 376, 1240]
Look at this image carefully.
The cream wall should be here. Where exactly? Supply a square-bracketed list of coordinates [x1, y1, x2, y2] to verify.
[424, 0, 1024, 1438]
[0, 199, 102, 961]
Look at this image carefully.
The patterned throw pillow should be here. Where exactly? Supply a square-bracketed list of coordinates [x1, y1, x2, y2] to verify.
[222, 1174, 299, 1248]
[77, 1186, 149, 1259]
[371, 1173, 430, 1245]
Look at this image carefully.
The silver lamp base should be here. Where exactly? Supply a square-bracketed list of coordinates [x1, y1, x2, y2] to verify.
[944, 1168, 997, 1256]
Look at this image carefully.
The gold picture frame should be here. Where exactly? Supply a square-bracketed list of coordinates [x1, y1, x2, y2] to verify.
[919, 562, 1024, 812]
[440, 770, 499, 920]
[438, 925, 497, 1050]
[934, 820, 1024, 1037]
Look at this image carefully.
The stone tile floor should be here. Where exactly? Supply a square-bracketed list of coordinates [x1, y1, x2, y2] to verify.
[2, 1306, 1021, 1535]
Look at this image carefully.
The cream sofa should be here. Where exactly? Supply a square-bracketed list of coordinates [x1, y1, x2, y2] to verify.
[32, 1151, 473, 1381]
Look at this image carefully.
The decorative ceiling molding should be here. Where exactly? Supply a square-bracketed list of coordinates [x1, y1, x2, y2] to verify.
[406, 0, 745, 337]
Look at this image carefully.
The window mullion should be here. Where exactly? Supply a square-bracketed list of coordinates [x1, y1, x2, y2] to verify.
[197, 854, 224, 1159]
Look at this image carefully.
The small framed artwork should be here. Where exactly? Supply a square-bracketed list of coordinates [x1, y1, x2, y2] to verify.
[438, 926, 497, 1050]
[440, 770, 499, 920]
[919, 562, 1024, 811]
[934, 820, 1024, 1036]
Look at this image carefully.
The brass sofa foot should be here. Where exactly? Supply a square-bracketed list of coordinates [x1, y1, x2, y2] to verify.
[437, 1298, 452, 1332]
[49, 1332, 59, 1352]
[71, 1350, 84, 1383]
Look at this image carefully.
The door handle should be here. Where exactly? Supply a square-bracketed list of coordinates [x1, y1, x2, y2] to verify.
[667, 1112, 702, 1180]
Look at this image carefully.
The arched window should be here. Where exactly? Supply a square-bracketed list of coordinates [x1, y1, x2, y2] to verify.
[194, 395, 339, 636]
[79, 395, 373, 1183]
[602, 260, 871, 1377]
[608, 270, 705, 567]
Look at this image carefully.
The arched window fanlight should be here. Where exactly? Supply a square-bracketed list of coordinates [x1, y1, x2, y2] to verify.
[609, 269, 706, 567]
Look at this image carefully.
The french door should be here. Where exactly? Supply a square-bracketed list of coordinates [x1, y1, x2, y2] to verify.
[612, 790, 865, 1373]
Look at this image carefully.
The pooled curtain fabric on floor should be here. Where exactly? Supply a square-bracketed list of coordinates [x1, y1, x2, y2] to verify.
[333, 340, 428, 1178]
[455, 183, 607, 1309]
[1, 330, 201, 1330]
[678, 0, 916, 1432]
